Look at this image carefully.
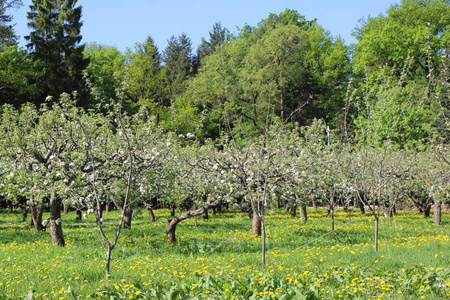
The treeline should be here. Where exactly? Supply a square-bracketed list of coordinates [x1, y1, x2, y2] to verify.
[0, 0, 448, 145]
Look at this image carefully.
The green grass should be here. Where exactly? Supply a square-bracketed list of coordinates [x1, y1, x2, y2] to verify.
[0, 207, 449, 299]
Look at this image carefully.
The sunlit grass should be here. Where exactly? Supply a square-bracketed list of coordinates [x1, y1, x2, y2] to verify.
[0, 208, 449, 299]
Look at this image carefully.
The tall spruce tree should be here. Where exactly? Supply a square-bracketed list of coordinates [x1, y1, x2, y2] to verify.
[163, 33, 193, 97]
[196, 22, 228, 67]
[26, 0, 88, 106]
[0, 0, 22, 50]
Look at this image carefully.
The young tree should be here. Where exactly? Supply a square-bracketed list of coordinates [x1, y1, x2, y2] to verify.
[26, 0, 89, 105]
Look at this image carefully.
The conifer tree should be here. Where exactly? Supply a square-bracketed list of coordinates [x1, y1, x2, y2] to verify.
[0, 0, 22, 50]
[26, 0, 88, 105]
[163, 33, 193, 94]
[196, 22, 228, 67]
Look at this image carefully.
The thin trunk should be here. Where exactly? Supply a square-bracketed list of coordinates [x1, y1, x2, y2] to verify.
[31, 205, 44, 232]
[261, 217, 266, 267]
[330, 208, 335, 232]
[63, 204, 69, 214]
[279, 70, 284, 121]
[105, 244, 113, 279]
[434, 201, 442, 225]
[76, 209, 82, 220]
[374, 215, 379, 252]
[105, 203, 111, 213]
[300, 205, 307, 222]
[170, 205, 176, 217]
[49, 193, 65, 247]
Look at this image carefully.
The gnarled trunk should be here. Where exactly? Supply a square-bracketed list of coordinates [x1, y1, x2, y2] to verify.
[167, 201, 221, 243]
[49, 194, 65, 247]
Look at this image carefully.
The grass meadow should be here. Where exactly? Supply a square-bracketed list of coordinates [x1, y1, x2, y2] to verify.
[0, 207, 450, 299]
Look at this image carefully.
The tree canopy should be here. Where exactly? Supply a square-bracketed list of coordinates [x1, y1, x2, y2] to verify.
[26, 0, 88, 106]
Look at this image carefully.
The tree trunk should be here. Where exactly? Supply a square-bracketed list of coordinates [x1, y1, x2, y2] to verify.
[290, 204, 297, 217]
[31, 205, 44, 232]
[105, 203, 111, 213]
[252, 205, 262, 236]
[330, 208, 335, 232]
[123, 206, 133, 229]
[374, 215, 379, 252]
[170, 205, 176, 217]
[300, 205, 307, 222]
[76, 209, 82, 220]
[147, 207, 156, 222]
[167, 201, 222, 243]
[202, 209, 209, 220]
[49, 194, 65, 247]
[434, 201, 442, 225]
[423, 205, 431, 218]
[358, 198, 365, 214]
[167, 218, 178, 243]
[21, 205, 28, 222]
[63, 204, 69, 214]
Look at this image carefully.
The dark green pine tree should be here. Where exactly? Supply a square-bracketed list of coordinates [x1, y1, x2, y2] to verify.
[196, 22, 228, 68]
[163, 33, 193, 97]
[26, 0, 89, 106]
[0, 0, 22, 50]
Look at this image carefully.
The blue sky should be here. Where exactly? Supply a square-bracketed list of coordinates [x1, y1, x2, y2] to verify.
[11, 0, 399, 53]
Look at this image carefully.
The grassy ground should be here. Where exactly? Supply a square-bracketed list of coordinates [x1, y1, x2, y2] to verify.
[0, 207, 449, 299]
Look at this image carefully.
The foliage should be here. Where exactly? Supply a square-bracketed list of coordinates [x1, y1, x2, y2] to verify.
[0, 0, 22, 49]
[84, 43, 126, 109]
[352, 0, 450, 82]
[26, 0, 89, 106]
[0, 46, 37, 106]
